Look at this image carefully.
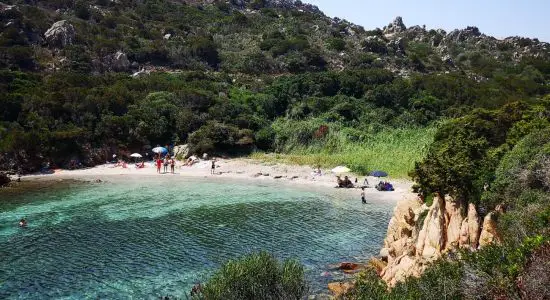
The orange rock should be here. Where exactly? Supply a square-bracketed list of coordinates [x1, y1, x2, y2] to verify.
[339, 262, 359, 271]
[328, 281, 355, 298]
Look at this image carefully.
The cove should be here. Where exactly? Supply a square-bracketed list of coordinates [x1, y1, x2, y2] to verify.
[0, 177, 393, 299]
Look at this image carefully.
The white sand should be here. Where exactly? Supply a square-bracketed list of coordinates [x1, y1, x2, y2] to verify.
[23, 158, 415, 204]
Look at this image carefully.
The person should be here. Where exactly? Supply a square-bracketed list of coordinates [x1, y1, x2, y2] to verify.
[19, 218, 27, 227]
[313, 165, 322, 176]
[211, 158, 216, 175]
[156, 157, 162, 173]
[336, 176, 343, 188]
[163, 156, 169, 173]
[363, 177, 369, 187]
[361, 187, 366, 204]
[343, 176, 353, 188]
[170, 157, 175, 174]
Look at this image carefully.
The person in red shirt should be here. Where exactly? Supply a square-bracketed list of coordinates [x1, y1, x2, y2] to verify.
[156, 157, 162, 173]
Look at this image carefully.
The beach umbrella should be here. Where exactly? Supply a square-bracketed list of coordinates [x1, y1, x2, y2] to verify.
[331, 166, 351, 174]
[370, 170, 388, 178]
[130, 153, 142, 163]
[152, 147, 168, 155]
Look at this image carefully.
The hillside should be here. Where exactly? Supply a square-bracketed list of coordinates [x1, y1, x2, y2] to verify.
[1, 0, 549, 75]
[2, 0, 549, 174]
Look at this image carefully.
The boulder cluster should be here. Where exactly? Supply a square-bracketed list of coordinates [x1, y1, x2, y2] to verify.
[378, 194, 502, 287]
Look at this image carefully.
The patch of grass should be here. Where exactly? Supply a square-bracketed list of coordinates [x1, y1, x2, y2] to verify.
[251, 125, 438, 178]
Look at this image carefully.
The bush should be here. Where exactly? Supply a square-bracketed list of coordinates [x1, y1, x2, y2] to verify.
[327, 38, 346, 51]
[194, 251, 308, 300]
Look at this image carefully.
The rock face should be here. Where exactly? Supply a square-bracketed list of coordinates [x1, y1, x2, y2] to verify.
[112, 51, 130, 72]
[44, 20, 75, 48]
[379, 194, 500, 287]
[173, 144, 190, 158]
[479, 212, 501, 247]
[327, 281, 354, 298]
[384, 16, 406, 34]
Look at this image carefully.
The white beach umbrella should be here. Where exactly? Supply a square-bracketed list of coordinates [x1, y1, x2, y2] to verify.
[331, 166, 351, 174]
[130, 153, 142, 158]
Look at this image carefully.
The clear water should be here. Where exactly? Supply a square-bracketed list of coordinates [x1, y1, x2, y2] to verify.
[0, 177, 393, 299]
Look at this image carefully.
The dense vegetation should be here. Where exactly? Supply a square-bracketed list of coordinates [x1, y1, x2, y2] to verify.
[1, 1, 550, 298]
[1, 0, 549, 175]
[191, 251, 307, 300]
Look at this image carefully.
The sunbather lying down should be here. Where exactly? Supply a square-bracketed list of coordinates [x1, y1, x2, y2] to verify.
[376, 181, 394, 191]
[183, 156, 199, 166]
[336, 176, 354, 188]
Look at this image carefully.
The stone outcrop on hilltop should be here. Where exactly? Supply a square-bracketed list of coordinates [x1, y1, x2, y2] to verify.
[377, 194, 501, 287]
[383, 16, 407, 34]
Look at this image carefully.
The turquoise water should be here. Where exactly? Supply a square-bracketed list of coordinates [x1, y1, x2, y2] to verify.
[0, 177, 392, 299]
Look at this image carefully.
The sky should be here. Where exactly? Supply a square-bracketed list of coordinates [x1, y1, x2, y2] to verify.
[304, 0, 550, 42]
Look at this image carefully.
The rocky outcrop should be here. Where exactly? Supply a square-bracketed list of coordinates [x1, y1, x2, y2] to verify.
[479, 211, 501, 247]
[111, 51, 130, 72]
[44, 20, 75, 48]
[378, 194, 502, 287]
[0, 172, 10, 187]
[173, 144, 190, 158]
[327, 281, 354, 298]
[383, 16, 406, 34]
[459, 203, 481, 249]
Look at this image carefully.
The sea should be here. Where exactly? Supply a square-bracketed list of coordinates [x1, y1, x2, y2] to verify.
[0, 176, 393, 299]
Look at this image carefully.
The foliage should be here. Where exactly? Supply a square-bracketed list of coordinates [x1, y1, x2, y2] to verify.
[193, 251, 308, 300]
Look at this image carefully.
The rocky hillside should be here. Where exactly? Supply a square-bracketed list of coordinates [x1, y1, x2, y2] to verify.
[1, 0, 548, 76]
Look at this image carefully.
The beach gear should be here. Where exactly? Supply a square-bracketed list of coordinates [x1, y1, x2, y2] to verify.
[331, 166, 351, 174]
[130, 153, 142, 158]
[370, 170, 388, 177]
[152, 147, 168, 154]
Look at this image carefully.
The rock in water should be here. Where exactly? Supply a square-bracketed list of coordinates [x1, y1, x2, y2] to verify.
[44, 20, 75, 48]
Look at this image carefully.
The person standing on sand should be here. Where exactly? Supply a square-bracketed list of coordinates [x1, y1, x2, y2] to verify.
[170, 157, 175, 174]
[211, 158, 216, 175]
[361, 187, 366, 204]
[163, 156, 169, 173]
[156, 157, 162, 173]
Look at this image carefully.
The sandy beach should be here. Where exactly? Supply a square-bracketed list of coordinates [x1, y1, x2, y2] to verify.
[22, 158, 415, 204]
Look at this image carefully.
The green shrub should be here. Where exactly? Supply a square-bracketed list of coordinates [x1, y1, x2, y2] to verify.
[194, 251, 307, 300]
[327, 37, 346, 51]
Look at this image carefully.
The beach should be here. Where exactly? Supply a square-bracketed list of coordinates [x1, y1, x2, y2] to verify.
[22, 158, 415, 205]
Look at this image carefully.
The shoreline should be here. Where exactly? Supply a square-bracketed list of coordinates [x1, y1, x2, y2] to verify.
[20, 158, 414, 205]
[9, 157, 417, 296]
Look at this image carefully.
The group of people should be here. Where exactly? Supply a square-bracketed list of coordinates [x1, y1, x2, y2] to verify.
[336, 175, 355, 188]
[376, 181, 394, 191]
[156, 155, 176, 174]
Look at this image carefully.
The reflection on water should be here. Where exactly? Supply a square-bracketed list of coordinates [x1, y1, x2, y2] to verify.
[0, 177, 392, 299]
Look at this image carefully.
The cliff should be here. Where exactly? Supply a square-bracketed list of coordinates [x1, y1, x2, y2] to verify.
[378, 194, 502, 287]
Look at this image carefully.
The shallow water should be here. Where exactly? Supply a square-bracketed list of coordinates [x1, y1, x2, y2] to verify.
[0, 177, 393, 299]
